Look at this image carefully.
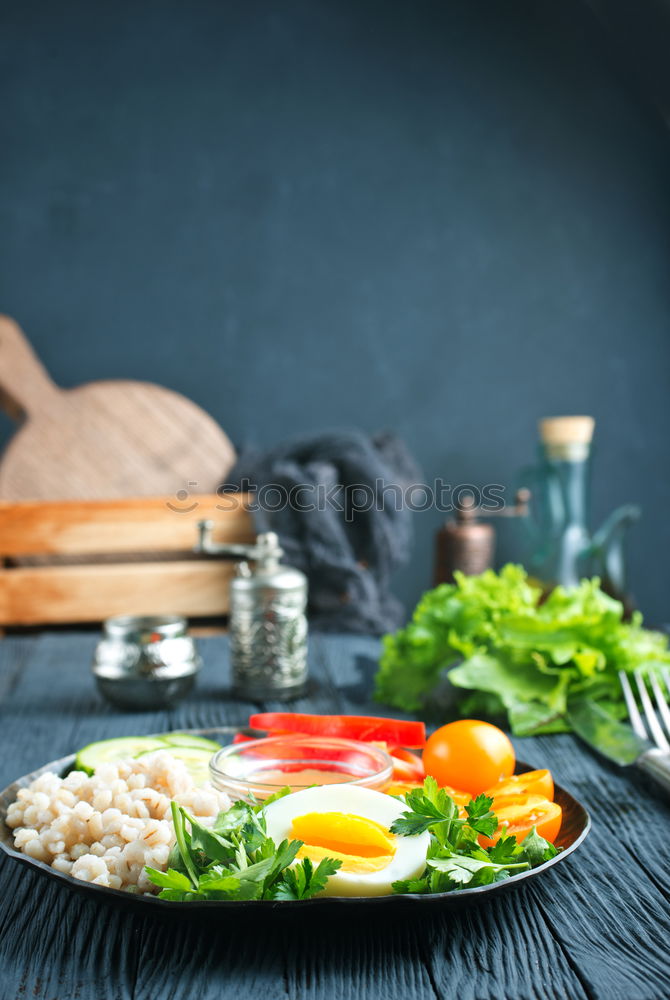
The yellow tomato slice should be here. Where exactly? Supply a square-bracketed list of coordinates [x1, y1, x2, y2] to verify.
[479, 794, 562, 848]
[485, 769, 554, 803]
[385, 780, 471, 809]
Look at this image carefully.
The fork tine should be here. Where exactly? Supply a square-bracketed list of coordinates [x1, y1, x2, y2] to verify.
[648, 671, 670, 740]
[634, 669, 670, 751]
[620, 670, 648, 740]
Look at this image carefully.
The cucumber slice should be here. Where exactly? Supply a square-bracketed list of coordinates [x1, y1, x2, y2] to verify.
[75, 736, 167, 774]
[160, 733, 222, 752]
[136, 745, 216, 787]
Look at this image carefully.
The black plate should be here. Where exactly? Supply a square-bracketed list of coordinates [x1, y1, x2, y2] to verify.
[0, 727, 590, 912]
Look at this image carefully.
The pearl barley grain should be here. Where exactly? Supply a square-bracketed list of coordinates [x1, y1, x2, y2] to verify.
[7, 752, 230, 894]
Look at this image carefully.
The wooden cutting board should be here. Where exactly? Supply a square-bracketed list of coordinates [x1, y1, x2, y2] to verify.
[0, 315, 237, 500]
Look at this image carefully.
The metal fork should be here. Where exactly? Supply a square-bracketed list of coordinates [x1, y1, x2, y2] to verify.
[620, 667, 670, 794]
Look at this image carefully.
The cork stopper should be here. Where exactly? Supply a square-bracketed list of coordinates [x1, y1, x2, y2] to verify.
[539, 416, 594, 459]
[539, 416, 594, 445]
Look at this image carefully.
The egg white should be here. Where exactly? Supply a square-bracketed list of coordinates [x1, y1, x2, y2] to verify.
[263, 784, 430, 897]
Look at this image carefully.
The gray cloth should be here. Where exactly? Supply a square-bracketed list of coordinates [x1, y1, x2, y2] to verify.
[227, 430, 421, 634]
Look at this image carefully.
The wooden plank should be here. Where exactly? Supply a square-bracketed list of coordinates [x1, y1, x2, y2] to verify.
[0, 494, 254, 556]
[1, 634, 670, 999]
[0, 561, 237, 625]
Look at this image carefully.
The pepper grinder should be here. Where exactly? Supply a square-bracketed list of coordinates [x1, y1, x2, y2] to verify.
[433, 489, 530, 585]
[196, 525, 308, 699]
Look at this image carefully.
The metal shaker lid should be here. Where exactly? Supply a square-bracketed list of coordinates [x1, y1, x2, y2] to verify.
[231, 532, 307, 592]
[232, 563, 307, 593]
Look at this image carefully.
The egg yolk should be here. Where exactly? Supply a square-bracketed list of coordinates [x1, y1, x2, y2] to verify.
[291, 812, 396, 874]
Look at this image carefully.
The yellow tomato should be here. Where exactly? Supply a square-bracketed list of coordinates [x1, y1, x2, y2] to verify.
[422, 720, 515, 796]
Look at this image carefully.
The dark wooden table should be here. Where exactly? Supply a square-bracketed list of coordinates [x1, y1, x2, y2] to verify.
[0, 632, 669, 1000]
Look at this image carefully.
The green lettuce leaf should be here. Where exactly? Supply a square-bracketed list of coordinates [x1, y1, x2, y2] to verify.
[375, 565, 670, 735]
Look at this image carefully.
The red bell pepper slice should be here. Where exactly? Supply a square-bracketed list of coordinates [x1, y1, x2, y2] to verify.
[388, 746, 425, 782]
[247, 713, 426, 748]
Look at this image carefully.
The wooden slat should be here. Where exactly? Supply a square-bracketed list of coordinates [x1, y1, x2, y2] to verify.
[0, 561, 237, 625]
[0, 494, 254, 556]
[2, 634, 670, 999]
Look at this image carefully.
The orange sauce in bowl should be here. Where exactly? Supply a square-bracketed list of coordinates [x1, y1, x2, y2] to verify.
[250, 767, 361, 791]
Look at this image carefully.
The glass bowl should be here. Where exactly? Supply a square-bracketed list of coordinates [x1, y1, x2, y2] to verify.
[209, 735, 394, 801]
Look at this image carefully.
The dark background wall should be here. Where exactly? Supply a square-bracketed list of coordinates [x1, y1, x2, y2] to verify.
[2, 0, 669, 623]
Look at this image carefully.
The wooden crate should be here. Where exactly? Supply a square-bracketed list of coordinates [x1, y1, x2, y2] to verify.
[0, 494, 254, 626]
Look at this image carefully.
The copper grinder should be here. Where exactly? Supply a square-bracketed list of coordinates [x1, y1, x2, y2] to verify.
[433, 489, 530, 585]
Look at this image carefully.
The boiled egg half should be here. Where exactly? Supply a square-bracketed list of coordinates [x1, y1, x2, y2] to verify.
[263, 784, 430, 897]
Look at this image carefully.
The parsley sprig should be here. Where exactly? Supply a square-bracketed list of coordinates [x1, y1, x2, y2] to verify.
[391, 777, 559, 894]
[146, 791, 341, 902]
[273, 856, 341, 900]
[146, 777, 559, 902]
